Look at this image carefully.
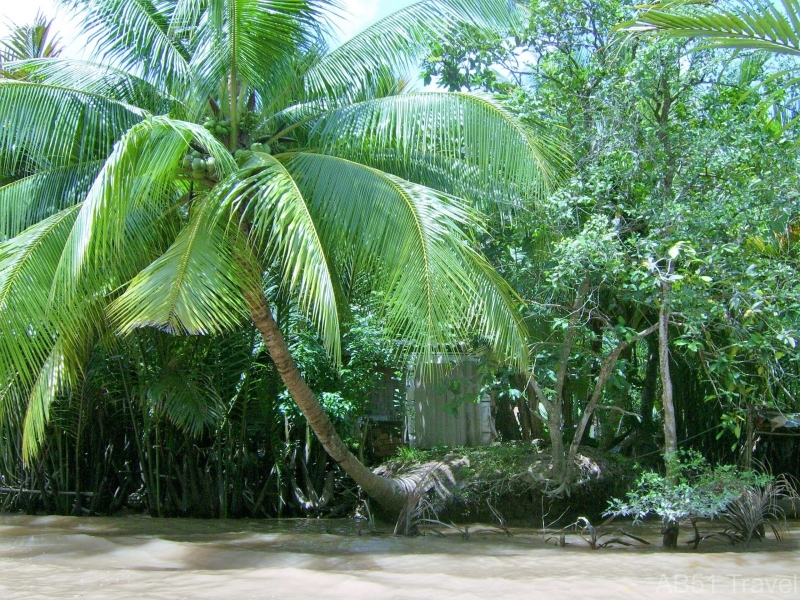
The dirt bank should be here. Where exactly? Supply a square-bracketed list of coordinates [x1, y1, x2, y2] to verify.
[375, 442, 634, 525]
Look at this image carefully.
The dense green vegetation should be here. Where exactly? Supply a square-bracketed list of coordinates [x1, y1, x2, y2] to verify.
[0, 0, 566, 514]
[0, 0, 798, 536]
[422, 0, 800, 485]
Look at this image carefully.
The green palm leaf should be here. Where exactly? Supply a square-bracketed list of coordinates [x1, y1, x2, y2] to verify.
[305, 0, 527, 103]
[621, 0, 800, 56]
[5, 59, 190, 117]
[252, 48, 325, 122]
[309, 92, 568, 206]
[0, 81, 148, 176]
[147, 363, 226, 438]
[0, 205, 81, 390]
[19, 314, 100, 461]
[0, 11, 62, 61]
[21, 339, 71, 462]
[54, 116, 236, 292]
[0, 206, 108, 461]
[0, 161, 103, 241]
[108, 194, 259, 336]
[283, 152, 528, 368]
[220, 152, 343, 361]
[66, 0, 192, 87]
[189, 0, 328, 100]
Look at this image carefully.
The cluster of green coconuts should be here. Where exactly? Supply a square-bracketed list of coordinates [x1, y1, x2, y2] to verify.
[181, 150, 217, 179]
[203, 117, 232, 138]
[179, 116, 274, 179]
[234, 141, 271, 161]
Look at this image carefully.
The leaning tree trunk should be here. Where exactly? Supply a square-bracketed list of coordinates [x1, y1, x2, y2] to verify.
[245, 288, 406, 512]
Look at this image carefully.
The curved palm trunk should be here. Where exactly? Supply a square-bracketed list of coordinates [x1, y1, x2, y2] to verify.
[245, 289, 406, 512]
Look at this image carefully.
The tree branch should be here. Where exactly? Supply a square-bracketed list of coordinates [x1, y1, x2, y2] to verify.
[566, 322, 659, 461]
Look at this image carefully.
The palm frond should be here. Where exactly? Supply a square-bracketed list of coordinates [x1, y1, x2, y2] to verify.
[0, 161, 103, 241]
[0, 11, 62, 61]
[0, 205, 81, 391]
[0, 200, 108, 462]
[283, 152, 528, 368]
[54, 116, 236, 294]
[251, 47, 327, 129]
[305, 0, 528, 103]
[65, 0, 192, 87]
[0, 81, 148, 177]
[108, 194, 258, 336]
[0, 381, 25, 453]
[4, 59, 190, 117]
[146, 348, 227, 437]
[18, 307, 102, 462]
[189, 0, 328, 99]
[21, 339, 72, 462]
[309, 92, 569, 207]
[621, 0, 800, 56]
[220, 152, 343, 362]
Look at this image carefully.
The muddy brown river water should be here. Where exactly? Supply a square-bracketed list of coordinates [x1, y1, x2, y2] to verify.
[0, 514, 798, 599]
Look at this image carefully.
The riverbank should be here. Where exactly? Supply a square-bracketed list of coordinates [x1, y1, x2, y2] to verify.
[376, 442, 634, 524]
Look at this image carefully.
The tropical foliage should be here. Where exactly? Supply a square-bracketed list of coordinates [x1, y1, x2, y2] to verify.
[2, 0, 799, 522]
[0, 0, 569, 511]
[622, 0, 800, 56]
[621, 0, 800, 126]
[0, 11, 62, 64]
[605, 451, 777, 548]
[422, 0, 800, 492]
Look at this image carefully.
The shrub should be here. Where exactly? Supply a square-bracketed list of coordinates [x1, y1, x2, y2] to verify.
[604, 451, 772, 548]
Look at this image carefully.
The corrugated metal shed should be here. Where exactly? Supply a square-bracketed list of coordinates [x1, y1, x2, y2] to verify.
[405, 356, 494, 448]
[367, 367, 401, 422]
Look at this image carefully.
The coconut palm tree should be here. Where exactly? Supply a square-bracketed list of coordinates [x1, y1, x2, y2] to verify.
[0, 0, 567, 511]
[0, 12, 63, 64]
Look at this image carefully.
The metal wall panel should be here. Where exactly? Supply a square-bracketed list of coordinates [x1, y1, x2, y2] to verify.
[405, 358, 494, 448]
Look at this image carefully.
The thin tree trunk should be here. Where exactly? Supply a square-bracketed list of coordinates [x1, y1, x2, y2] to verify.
[547, 392, 566, 479]
[562, 389, 574, 430]
[245, 288, 405, 511]
[659, 279, 678, 479]
[641, 334, 659, 432]
[550, 323, 657, 496]
[516, 396, 532, 440]
[528, 398, 544, 440]
[544, 279, 590, 481]
[527, 376, 563, 476]
[742, 406, 754, 469]
[654, 59, 679, 481]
